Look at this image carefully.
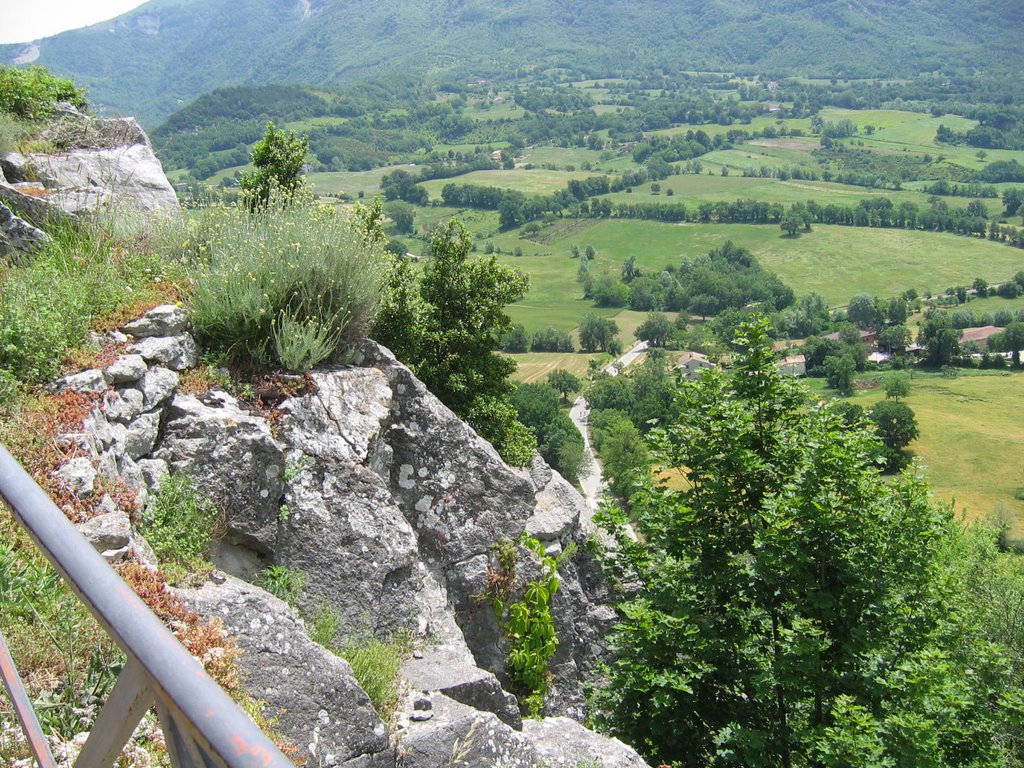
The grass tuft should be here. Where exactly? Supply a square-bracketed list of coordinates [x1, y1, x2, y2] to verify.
[139, 474, 222, 586]
[335, 633, 411, 720]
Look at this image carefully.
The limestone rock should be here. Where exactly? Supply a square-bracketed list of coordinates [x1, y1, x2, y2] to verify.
[128, 333, 198, 371]
[85, 411, 128, 456]
[54, 457, 97, 499]
[124, 411, 161, 460]
[522, 717, 652, 768]
[0, 200, 50, 257]
[136, 458, 169, 490]
[1, 152, 28, 183]
[123, 305, 189, 338]
[279, 368, 392, 465]
[54, 369, 107, 394]
[136, 366, 178, 410]
[77, 510, 131, 555]
[179, 576, 391, 768]
[402, 646, 522, 729]
[396, 693, 538, 768]
[102, 387, 145, 423]
[24, 117, 180, 218]
[156, 392, 284, 552]
[526, 468, 585, 544]
[275, 459, 421, 635]
[0, 178, 76, 229]
[104, 354, 148, 384]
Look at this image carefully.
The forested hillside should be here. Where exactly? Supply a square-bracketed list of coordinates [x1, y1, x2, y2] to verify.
[3, 0, 1023, 124]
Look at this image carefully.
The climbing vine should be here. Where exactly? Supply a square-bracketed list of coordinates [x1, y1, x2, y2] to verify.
[485, 533, 575, 717]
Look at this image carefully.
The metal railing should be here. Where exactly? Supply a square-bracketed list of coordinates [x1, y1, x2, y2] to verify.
[0, 443, 295, 768]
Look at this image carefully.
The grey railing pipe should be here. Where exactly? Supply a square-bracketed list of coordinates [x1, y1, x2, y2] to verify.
[0, 442, 295, 768]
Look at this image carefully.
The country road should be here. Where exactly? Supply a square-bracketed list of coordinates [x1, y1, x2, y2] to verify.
[569, 339, 650, 521]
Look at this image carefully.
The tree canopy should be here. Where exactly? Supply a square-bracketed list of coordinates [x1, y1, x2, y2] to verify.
[240, 121, 308, 209]
[595, 318, 1024, 768]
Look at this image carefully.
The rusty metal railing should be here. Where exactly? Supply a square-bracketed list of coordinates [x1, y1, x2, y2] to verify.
[0, 442, 295, 768]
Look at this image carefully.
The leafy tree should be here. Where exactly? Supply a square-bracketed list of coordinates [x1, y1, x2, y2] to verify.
[576, 258, 594, 299]
[780, 212, 801, 236]
[919, 311, 961, 366]
[384, 200, 415, 234]
[590, 410, 650, 500]
[868, 399, 919, 470]
[240, 122, 308, 210]
[634, 312, 673, 347]
[878, 323, 911, 353]
[579, 314, 619, 352]
[595, 318, 1022, 768]
[500, 324, 529, 353]
[593, 274, 630, 307]
[371, 221, 534, 464]
[996, 321, 1024, 366]
[883, 371, 911, 401]
[824, 352, 856, 395]
[621, 256, 641, 283]
[530, 327, 574, 353]
[846, 291, 882, 330]
[381, 169, 428, 205]
[546, 369, 581, 402]
[886, 296, 908, 325]
[511, 383, 584, 484]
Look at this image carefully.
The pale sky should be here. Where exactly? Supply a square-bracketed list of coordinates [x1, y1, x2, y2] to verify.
[0, 0, 150, 45]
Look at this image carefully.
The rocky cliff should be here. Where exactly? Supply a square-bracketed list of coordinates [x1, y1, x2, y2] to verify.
[52, 304, 648, 768]
[0, 109, 178, 258]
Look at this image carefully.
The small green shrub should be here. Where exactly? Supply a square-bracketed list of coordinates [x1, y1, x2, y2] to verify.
[185, 201, 387, 371]
[489, 534, 576, 717]
[258, 564, 306, 606]
[0, 112, 32, 156]
[140, 474, 221, 585]
[336, 633, 411, 719]
[0, 221, 174, 384]
[0, 65, 87, 121]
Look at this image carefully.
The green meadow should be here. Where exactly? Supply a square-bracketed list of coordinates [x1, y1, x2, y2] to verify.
[844, 372, 1024, 540]
[489, 221, 1024, 325]
[419, 168, 599, 199]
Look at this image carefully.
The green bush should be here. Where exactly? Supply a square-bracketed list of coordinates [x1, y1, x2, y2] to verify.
[141, 474, 221, 584]
[0, 66, 87, 120]
[0, 222, 171, 383]
[185, 201, 386, 371]
[240, 122, 308, 211]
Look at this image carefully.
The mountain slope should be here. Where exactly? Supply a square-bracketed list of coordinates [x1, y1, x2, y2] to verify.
[3, 0, 1022, 125]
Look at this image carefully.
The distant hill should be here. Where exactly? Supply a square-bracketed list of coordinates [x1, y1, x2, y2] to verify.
[3, 0, 1023, 125]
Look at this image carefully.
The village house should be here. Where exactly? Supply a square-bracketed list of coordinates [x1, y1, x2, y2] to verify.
[777, 353, 807, 376]
[677, 351, 715, 380]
